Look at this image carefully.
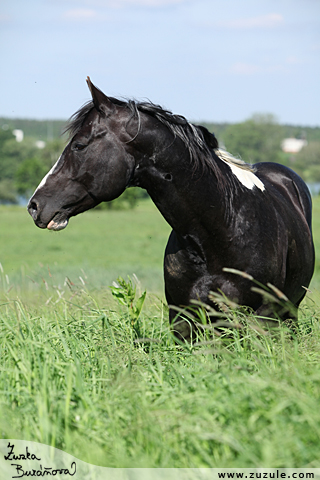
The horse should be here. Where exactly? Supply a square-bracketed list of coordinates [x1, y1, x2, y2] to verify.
[28, 77, 315, 340]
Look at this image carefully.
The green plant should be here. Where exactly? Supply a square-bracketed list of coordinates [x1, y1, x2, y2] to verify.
[110, 275, 146, 339]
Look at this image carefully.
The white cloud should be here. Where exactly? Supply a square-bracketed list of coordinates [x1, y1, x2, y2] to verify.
[221, 13, 283, 30]
[62, 8, 97, 20]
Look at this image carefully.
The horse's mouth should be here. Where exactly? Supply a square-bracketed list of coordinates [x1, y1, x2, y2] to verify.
[29, 194, 94, 231]
[47, 213, 69, 231]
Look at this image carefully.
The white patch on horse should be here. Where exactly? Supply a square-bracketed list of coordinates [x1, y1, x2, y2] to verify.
[33, 155, 62, 194]
[215, 149, 265, 192]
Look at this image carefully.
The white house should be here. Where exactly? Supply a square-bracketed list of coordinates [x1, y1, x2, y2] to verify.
[12, 129, 24, 142]
[281, 138, 307, 154]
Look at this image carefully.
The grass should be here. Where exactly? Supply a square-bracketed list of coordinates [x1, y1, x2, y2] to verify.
[0, 200, 170, 294]
[0, 197, 320, 467]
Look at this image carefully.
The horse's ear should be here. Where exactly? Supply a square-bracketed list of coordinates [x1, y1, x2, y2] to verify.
[86, 76, 115, 114]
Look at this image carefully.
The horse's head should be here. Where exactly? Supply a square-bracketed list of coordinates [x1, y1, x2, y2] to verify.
[28, 78, 137, 230]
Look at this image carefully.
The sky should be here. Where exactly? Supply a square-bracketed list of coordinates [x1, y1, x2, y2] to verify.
[1, 0, 320, 126]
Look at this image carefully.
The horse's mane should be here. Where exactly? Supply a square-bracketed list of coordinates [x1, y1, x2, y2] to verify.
[64, 101, 94, 139]
[64, 98, 254, 177]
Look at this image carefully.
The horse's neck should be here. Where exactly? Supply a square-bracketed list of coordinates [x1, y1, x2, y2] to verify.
[134, 144, 228, 240]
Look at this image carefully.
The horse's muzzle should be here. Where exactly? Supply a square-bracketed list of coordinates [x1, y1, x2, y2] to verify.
[27, 197, 51, 229]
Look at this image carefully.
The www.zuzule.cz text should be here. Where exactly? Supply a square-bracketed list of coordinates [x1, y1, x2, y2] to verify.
[218, 473, 314, 479]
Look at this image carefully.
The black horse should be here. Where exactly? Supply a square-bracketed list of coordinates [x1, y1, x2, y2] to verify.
[28, 78, 315, 339]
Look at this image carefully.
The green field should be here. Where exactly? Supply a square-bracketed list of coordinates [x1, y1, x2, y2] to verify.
[0, 200, 171, 296]
[0, 198, 320, 468]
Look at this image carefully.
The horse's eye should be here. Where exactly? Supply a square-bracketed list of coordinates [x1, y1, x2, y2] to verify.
[73, 143, 87, 151]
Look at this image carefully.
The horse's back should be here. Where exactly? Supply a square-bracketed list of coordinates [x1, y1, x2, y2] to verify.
[255, 162, 313, 231]
[253, 162, 314, 305]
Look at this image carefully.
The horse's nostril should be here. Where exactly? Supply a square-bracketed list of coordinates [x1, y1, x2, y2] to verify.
[27, 199, 40, 221]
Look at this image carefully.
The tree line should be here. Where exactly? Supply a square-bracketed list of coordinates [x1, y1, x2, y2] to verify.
[205, 114, 320, 186]
[0, 123, 146, 208]
[0, 114, 319, 206]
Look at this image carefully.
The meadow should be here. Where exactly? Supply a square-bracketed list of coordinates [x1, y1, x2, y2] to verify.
[0, 197, 320, 468]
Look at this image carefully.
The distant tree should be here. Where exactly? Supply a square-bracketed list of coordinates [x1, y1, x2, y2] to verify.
[0, 179, 18, 204]
[38, 139, 67, 170]
[0, 117, 66, 140]
[0, 129, 15, 180]
[292, 141, 320, 182]
[222, 114, 283, 164]
[0, 128, 14, 147]
[95, 187, 148, 210]
[0, 134, 66, 202]
[15, 157, 48, 199]
[0, 137, 39, 180]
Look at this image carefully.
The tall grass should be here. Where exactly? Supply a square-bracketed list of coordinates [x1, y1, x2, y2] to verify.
[1, 276, 320, 467]
[0, 198, 320, 467]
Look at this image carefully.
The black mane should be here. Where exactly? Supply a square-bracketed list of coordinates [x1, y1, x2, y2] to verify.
[63, 101, 94, 139]
[64, 98, 220, 173]
[127, 100, 219, 162]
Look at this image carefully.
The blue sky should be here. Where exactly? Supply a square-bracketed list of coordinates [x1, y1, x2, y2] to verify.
[1, 0, 319, 125]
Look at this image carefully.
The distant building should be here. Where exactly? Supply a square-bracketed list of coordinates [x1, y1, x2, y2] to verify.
[13, 129, 24, 142]
[281, 138, 307, 154]
[35, 140, 46, 149]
